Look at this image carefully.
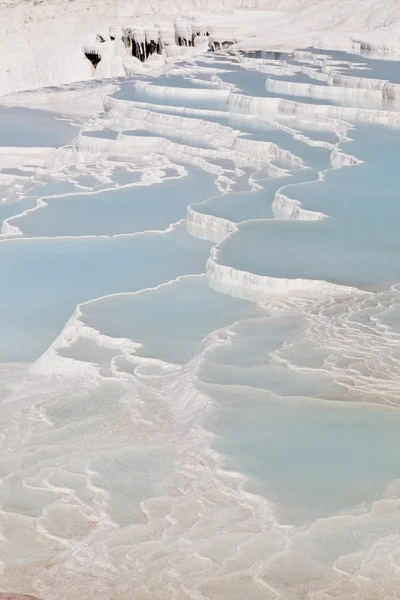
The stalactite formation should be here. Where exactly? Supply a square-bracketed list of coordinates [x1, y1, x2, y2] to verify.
[84, 24, 237, 68]
[84, 50, 101, 69]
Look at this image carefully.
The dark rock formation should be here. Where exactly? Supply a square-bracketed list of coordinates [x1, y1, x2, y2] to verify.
[84, 51, 101, 69]
[121, 25, 214, 62]
[122, 31, 162, 62]
[210, 40, 234, 52]
[91, 26, 235, 67]
[131, 38, 160, 61]
[176, 33, 196, 47]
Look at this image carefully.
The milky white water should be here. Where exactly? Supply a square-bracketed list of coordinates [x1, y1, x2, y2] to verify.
[1, 43, 400, 600]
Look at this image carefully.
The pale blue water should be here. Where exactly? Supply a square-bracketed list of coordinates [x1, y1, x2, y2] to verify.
[111, 166, 147, 185]
[0, 107, 79, 146]
[0, 225, 211, 361]
[193, 58, 240, 70]
[191, 166, 332, 226]
[82, 128, 118, 139]
[236, 126, 332, 170]
[153, 74, 222, 89]
[217, 218, 400, 290]
[27, 180, 78, 197]
[74, 174, 106, 187]
[292, 124, 400, 229]
[81, 275, 262, 364]
[295, 128, 338, 144]
[12, 168, 217, 237]
[207, 124, 400, 290]
[208, 59, 336, 106]
[272, 72, 329, 86]
[215, 121, 400, 291]
[0, 168, 37, 176]
[0, 198, 36, 228]
[1, 50, 400, 598]
[207, 384, 400, 524]
[303, 47, 400, 83]
[192, 171, 319, 224]
[193, 187, 275, 222]
[113, 71, 335, 172]
[217, 66, 274, 97]
[231, 47, 400, 109]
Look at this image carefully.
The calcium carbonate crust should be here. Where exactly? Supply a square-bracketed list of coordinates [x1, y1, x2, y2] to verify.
[1, 0, 400, 96]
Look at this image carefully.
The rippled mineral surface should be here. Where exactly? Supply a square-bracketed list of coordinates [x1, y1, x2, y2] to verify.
[1, 42, 400, 600]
